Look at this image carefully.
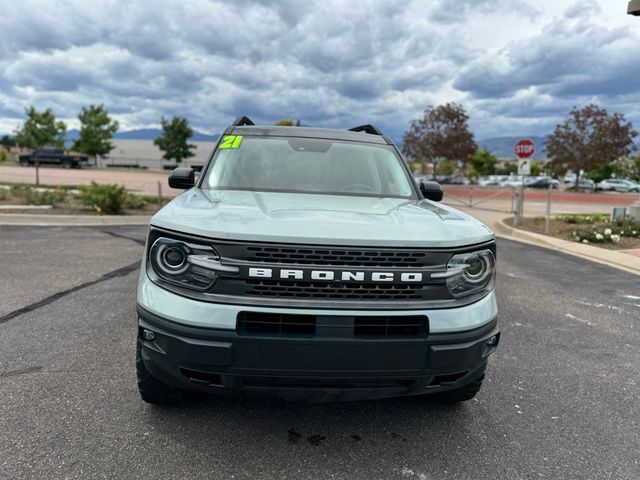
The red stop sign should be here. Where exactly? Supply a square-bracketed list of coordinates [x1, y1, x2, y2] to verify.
[515, 139, 536, 159]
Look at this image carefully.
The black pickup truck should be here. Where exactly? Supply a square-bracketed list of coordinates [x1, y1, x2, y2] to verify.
[18, 148, 89, 169]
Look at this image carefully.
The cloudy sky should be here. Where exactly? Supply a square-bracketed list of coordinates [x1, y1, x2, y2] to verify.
[0, 0, 638, 142]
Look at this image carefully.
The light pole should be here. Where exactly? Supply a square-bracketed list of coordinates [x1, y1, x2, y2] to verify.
[629, 0, 640, 15]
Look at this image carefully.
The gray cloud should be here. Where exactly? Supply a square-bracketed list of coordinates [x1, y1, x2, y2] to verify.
[0, 0, 638, 141]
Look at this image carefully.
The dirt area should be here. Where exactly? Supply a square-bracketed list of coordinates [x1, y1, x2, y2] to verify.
[517, 216, 640, 250]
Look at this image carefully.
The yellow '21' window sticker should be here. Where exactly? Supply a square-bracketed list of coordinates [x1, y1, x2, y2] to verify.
[219, 135, 244, 149]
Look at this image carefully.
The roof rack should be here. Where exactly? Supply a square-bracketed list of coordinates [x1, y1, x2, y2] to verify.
[349, 124, 383, 136]
[231, 116, 255, 127]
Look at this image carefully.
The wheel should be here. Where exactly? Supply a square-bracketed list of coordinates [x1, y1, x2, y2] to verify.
[19, 159, 30, 167]
[62, 159, 72, 169]
[136, 337, 182, 405]
[429, 374, 484, 404]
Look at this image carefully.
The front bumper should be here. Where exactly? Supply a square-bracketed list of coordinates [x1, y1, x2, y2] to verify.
[138, 305, 499, 401]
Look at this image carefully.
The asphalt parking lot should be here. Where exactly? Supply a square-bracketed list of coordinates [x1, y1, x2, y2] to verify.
[1, 226, 639, 479]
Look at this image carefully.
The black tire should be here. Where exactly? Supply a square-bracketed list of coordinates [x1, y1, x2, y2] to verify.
[136, 338, 182, 405]
[429, 374, 484, 404]
[19, 159, 30, 167]
[62, 159, 72, 169]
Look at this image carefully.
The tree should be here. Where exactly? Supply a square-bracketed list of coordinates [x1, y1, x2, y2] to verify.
[545, 104, 637, 187]
[153, 116, 196, 164]
[274, 119, 301, 126]
[1, 135, 15, 149]
[470, 149, 498, 176]
[14, 106, 66, 149]
[437, 158, 456, 176]
[588, 156, 640, 183]
[530, 161, 544, 177]
[402, 103, 476, 179]
[614, 156, 640, 182]
[73, 104, 119, 161]
[496, 162, 517, 175]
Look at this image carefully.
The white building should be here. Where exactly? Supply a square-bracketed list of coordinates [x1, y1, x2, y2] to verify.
[103, 140, 216, 170]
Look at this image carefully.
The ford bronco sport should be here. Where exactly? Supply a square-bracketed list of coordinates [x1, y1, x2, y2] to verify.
[136, 116, 499, 404]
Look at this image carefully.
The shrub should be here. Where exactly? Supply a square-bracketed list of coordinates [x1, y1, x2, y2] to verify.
[571, 217, 640, 243]
[9, 184, 67, 206]
[125, 196, 147, 210]
[25, 189, 67, 206]
[10, 184, 31, 197]
[555, 214, 609, 224]
[78, 182, 128, 214]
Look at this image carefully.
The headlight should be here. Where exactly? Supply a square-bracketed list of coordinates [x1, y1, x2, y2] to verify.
[434, 249, 496, 298]
[148, 237, 238, 291]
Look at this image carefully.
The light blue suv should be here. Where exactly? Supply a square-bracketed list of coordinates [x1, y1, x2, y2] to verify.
[136, 116, 500, 404]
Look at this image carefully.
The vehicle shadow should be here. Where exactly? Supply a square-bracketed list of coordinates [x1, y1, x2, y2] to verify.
[140, 390, 493, 452]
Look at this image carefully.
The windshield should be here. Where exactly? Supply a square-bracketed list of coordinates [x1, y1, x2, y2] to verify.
[203, 136, 415, 198]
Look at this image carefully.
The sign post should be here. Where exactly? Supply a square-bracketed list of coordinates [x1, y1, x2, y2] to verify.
[513, 139, 536, 226]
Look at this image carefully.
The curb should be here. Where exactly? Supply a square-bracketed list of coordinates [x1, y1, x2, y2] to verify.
[0, 213, 151, 226]
[494, 217, 640, 276]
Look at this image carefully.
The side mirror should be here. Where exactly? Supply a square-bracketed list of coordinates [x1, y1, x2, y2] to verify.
[419, 180, 443, 202]
[168, 167, 195, 189]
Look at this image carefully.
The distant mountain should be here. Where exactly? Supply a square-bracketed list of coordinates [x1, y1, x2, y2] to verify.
[478, 136, 549, 160]
[66, 128, 218, 142]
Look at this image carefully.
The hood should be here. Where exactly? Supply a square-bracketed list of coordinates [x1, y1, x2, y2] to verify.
[150, 189, 494, 247]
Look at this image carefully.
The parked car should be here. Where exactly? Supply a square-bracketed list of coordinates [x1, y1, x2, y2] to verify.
[499, 175, 525, 188]
[597, 178, 640, 192]
[135, 116, 499, 405]
[478, 175, 504, 187]
[526, 177, 559, 189]
[18, 147, 88, 169]
[567, 178, 596, 191]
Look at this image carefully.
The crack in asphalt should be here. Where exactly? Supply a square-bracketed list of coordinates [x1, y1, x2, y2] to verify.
[0, 261, 141, 325]
[99, 229, 147, 246]
[0, 366, 43, 379]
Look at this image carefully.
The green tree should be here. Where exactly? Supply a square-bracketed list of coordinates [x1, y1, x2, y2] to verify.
[496, 162, 518, 175]
[1, 135, 15, 149]
[14, 106, 67, 149]
[402, 103, 477, 179]
[588, 156, 640, 183]
[545, 104, 637, 187]
[153, 116, 196, 164]
[617, 156, 640, 182]
[530, 161, 544, 176]
[274, 119, 301, 126]
[470, 149, 498, 176]
[437, 158, 456, 175]
[73, 104, 119, 160]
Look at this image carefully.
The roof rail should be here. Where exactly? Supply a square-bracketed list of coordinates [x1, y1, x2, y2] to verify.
[232, 116, 255, 127]
[349, 124, 383, 136]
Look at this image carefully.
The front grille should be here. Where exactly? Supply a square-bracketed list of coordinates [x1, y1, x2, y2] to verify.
[354, 316, 427, 337]
[237, 312, 316, 336]
[244, 246, 428, 267]
[236, 312, 428, 338]
[245, 280, 424, 300]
